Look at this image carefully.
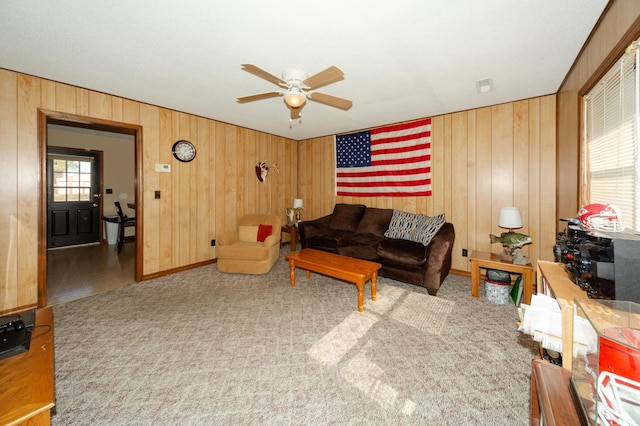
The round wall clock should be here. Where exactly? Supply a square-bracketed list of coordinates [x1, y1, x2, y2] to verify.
[172, 140, 196, 162]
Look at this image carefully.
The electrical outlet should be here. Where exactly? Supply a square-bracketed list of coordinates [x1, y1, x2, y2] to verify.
[211, 239, 216, 246]
[462, 248, 468, 257]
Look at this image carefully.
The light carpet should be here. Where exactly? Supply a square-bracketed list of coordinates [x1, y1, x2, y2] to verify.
[51, 249, 537, 425]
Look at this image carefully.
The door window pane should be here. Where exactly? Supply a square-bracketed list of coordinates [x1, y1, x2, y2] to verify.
[51, 157, 93, 203]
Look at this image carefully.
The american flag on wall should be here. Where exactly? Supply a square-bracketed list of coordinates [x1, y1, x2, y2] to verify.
[335, 118, 432, 197]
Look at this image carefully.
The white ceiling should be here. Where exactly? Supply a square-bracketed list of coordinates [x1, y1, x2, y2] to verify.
[1, 1, 608, 141]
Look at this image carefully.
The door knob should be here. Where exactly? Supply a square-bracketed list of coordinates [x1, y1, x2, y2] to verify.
[93, 203, 99, 207]
[93, 193, 101, 198]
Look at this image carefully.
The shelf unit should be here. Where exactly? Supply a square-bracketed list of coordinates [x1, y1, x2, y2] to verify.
[536, 260, 588, 370]
[530, 261, 587, 425]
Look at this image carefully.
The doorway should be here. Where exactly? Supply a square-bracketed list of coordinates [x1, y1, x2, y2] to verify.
[38, 110, 142, 307]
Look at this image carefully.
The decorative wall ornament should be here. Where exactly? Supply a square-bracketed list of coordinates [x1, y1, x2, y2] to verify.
[255, 161, 279, 182]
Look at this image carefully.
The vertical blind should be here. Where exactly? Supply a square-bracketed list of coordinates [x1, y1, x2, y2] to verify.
[584, 40, 640, 231]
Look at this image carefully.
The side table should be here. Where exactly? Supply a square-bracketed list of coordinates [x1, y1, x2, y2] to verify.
[281, 225, 299, 252]
[469, 250, 534, 305]
[0, 307, 55, 425]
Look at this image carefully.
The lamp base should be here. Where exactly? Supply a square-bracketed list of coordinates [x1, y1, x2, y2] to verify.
[500, 246, 530, 265]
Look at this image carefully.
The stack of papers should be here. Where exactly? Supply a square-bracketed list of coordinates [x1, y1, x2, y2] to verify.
[518, 293, 598, 354]
[518, 293, 563, 352]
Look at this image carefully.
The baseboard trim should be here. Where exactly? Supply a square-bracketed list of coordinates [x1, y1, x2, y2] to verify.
[139, 259, 217, 282]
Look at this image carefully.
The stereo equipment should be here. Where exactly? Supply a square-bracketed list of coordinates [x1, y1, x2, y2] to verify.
[0, 310, 35, 360]
[554, 225, 640, 303]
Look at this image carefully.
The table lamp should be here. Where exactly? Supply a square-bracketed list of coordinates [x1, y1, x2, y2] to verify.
[491, 207, 532, 265]
[293, 199, 303, 226]
[498, 207, 523, 231]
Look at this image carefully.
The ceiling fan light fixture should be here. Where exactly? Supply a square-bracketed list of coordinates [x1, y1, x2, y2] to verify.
[284, 89, 306, 108]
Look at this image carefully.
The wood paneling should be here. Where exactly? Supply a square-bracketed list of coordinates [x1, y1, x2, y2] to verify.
[296, 96, 557, 273]
[557, 0, 640, 230]
[0, 69, 297, 312]
[1, 71, 557, 311]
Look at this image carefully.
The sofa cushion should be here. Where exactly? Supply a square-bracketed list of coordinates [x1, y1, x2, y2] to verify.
[377, 238, 428, 266]
[304, 230, 352, 252]
[355, 208, 393, 236]
[238, 225, 259, 242]
[328, 204, 366, 232]
[338, 233, 385, 260]
[384, 211, 446, 246]
[339, 233, 386, 247]
[216, 241, 271, 261]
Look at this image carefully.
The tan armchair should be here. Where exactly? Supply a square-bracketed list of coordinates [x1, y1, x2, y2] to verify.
[216, 214, 282, 274]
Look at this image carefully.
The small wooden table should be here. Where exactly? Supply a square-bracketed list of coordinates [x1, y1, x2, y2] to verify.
[0, 307, 55, 425]
[281, 225, 299, 252]
[285, 248, 381, 312]
[469, 250, 534, 305]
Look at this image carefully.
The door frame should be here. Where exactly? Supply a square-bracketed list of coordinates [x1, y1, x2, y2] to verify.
[37, 109, 143, 307]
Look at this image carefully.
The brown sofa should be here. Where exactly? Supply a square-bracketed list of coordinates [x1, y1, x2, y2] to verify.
[299, 204, 455, 295]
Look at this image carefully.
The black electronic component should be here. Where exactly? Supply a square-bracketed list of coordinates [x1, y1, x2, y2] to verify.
[0, 311, 35, 360]
[554, 225, 640, 302]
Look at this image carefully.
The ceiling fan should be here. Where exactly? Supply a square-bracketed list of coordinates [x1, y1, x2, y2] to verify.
[237, 64, 353, 120]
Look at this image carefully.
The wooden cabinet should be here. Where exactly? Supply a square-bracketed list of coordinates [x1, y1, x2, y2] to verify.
[530, 359, 580, 425]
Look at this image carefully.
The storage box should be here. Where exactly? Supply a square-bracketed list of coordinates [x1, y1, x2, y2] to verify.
[485, 279, 510, 304]
[571, 299, 640, 426]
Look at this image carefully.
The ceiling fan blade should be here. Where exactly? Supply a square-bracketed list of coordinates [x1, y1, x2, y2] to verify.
[303, 66, 344, 90]
[308, 92, 353, 110]
[241, 64, 287, 87]
[236, 91, 282, 103]
[290, 105, 303, 120]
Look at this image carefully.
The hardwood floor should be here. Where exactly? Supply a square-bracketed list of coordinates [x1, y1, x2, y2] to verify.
[46, 242, 135, 305]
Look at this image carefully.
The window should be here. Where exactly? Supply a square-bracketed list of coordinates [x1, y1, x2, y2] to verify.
[51, 156, 93, 202]
[583, 39, 640, 231]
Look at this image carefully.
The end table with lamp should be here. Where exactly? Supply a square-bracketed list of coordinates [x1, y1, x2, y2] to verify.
[470, 206, 534, 304]
[281, 225, 299, 251]
[470, 250, 534, 305]
[282, 199, 303, 251]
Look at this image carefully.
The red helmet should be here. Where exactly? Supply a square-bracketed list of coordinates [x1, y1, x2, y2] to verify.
[578, 204, 624, 232]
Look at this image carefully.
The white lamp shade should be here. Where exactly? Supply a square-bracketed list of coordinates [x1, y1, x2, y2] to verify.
[498, 207, 523, 229]
[293, 199, 303, 209]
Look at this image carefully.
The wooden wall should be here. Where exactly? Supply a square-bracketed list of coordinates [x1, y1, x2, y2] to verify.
[1, 75, 559, 312]
[297, 95, 557, 273]
[0, 69, 297, 312]
[557, 0, 640, 228]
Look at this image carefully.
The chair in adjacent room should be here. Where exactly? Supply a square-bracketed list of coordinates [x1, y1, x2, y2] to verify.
[114, 201, 136, 254]
[216, 214, 281, 274]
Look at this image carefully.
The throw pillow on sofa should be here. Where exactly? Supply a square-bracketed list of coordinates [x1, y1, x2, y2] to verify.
[239, 225, 259, 242]
[257, 224, 273, 242]
[384, 210, 446, 246]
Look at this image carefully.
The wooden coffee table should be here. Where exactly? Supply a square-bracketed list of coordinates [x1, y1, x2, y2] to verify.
[284, 248, 381, 312]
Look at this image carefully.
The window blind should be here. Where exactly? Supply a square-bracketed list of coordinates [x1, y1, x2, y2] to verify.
[584, 41, 640, 231]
